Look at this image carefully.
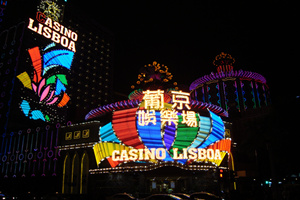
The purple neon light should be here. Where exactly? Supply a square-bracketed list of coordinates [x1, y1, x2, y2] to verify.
[189, 69, 267, 91]
[163, 123, 176, 151]
[85, 99, 228, 120]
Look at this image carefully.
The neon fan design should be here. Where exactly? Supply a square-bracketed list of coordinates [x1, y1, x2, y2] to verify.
[17, 43, 74, 121]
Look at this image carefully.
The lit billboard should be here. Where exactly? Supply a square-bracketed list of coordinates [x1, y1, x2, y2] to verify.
[15, 12, 77, 123]
[93, 90, 231, 168]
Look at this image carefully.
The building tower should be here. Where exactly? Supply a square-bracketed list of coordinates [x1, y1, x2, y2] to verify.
[0, 1, 114, 196]
[190, 52, 271, 117]
[189, 53, 272, 193]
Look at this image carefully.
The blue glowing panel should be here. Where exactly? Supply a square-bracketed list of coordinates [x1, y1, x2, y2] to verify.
[137, 111, 173, 161]
[199, 111, 224, 148]
[31, 110, 45, 121]
[100, 122, 120, 143]
[189, 115, 211, 149]
[43, 49, 74, 75]
[55, 79, 66, 95]
[20, 100, 30, 116]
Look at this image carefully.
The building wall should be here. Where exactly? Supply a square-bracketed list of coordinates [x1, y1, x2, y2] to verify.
[191, 77, 271, 116]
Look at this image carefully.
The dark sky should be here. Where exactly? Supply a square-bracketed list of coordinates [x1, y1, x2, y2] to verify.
[73, 1, 298, 103]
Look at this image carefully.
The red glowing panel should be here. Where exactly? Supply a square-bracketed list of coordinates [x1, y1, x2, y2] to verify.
[28, 47, 42, 83]
[112, 108, 145, 149]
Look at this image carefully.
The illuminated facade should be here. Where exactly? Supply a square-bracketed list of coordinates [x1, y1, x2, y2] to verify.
[63, 11, 114, 122]
[0, 1, 114, 196]
[189, 53, 272, 195]
[190, 52, 271, 116]
[84, 62, 232, 197]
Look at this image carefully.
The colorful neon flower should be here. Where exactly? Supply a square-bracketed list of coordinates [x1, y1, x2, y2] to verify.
[17, 43, 74, 121]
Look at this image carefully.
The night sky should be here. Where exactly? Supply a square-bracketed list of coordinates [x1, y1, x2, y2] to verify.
[72, 1, 298, 103]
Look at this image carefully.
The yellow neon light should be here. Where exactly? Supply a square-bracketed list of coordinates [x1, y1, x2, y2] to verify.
[17, 72, 32, 90]
[62, 154, 69, 194]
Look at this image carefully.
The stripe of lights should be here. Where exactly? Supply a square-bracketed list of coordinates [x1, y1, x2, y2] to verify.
[199, 111, 224, 148]
[112, 108, 145, 149]
[189, 115, 211, 149]
[169, 113, 199, 156]
[136, 111, 173, 161]
[163, 122, 176, 151]
[189, 69, 267, 91]
[99, 122, 120, 143]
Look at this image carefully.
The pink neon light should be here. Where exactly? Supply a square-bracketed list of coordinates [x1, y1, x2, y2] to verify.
[45, 90, 55, 102]
[37, 78, 45, 96]
[32, 83, 37, 92]
[40, 85, 50, 102]
[46, 96, 59, 105]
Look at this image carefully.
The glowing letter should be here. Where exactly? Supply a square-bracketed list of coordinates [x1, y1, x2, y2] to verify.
[61, 36, 69, 48]
[112, 150, 120, 161]
[37, 23, 43, 35]
[128, 149, 138, 161]
[188, 148, 197, 159]
[215, 149, 221, 160]
[181, 110, 198, 127]
[51, 31, 60, 43]
[172, 148, 183, 159]
[138, 149, 144, 160]
[198, 149, 206, 159]
[53, 21, 61, 32]
[143, 90, 164, 109]
[156, 148, 166, 160]
[207, 149, 214, 159]
[28, 18, 37, 32]
[160, 109, 178, 126]
[182, 148, 188, 159]
[71, 32, 78, 41]
[144, 148, 156, 160]
[171, 90, 191, 110]
[43, 27, 52, 38]
[44, 17, 53, 28]
[138, 109, 156, 126]
[120, 150, 129, 161]
[68, 41, 76, 52]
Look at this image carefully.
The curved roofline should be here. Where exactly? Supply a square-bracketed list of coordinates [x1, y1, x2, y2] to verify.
[189, 70, 267, 91]
[85, 99, 228, 120]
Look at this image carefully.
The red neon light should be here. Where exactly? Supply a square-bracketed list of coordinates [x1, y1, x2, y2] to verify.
[57, 93, 70, 107]
[207, 138, 231, 153]
[112, 108, 145, 149]
[28, 47, 42, 83]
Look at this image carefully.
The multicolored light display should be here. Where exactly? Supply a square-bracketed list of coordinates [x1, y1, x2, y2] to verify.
[17, 43, 74, 122]
[93, 89, 231, 168]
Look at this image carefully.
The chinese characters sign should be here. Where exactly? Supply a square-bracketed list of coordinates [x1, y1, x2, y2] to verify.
[138, 90, 197, 127]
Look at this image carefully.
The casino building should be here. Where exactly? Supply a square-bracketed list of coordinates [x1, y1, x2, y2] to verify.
[0, 0, 113, 196]
[82, 61, 233, 198]
[0, 1, 271, 199]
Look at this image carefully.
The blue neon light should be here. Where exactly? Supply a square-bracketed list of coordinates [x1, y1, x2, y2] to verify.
[189, 115, 211, 149]
[137, 111, 173, 161]
[55, 79, 66, 95]
[20, 100, 30, 116]
[100, 122, 120, 143]
[43, 50, 74, 75]
[199, 111, 224, 148]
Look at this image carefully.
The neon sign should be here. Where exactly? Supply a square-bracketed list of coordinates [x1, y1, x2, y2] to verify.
[138, 90, 197, 127]
[27, 14, 77, 52]
[94, 89, 230, 168]
[112, 148, 222, 161]
[17, 43, 74, 121]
